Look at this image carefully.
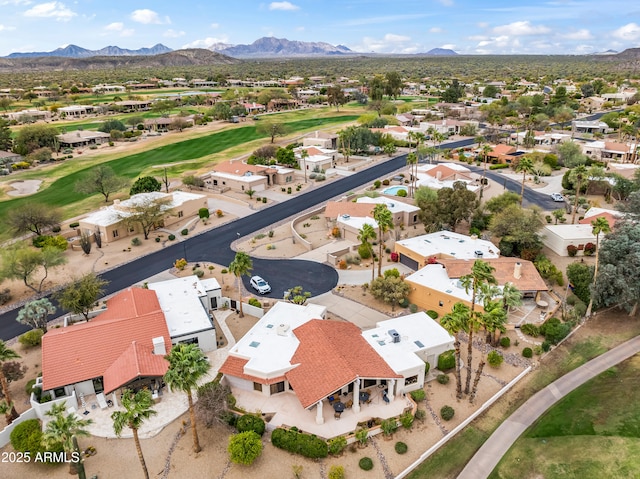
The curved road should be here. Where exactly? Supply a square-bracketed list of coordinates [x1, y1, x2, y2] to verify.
[0, 152, 419, 341]
[457, 334, 640, 479]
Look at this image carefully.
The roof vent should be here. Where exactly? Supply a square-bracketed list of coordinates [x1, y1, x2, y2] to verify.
[277, 323, 290, 336]
[341, 214, 350, 220]
[474, 250, 483, 258]
[388, 329, 401, 343]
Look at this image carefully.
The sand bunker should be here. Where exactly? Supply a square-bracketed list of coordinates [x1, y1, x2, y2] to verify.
[7, 179, 42, 196]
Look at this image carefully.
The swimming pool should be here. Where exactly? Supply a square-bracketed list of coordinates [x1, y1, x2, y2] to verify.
[382, 185, 408, 196]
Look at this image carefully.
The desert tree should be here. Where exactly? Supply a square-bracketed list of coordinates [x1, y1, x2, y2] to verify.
[75, 165, 129, 202]
[16, 298, 56, 332]
[7, 202, 61, 236]
[256, 122, 289, 143]
[0, 341, 20, 424]
[55, 273, 109, 321]
[0, 245, 67, 294]
[130, 176, 162, 195]
[120, 195, 170, 240]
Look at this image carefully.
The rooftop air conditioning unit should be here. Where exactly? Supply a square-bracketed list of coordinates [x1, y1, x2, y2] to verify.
[341, 214, 350, 219]
[277, 323, 290, 336]
[474, 250, 483, 258]
[388, 329, 401, 343]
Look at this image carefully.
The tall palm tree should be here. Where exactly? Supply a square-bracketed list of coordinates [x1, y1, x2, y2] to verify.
[501, 282, 523, 313]
[43, 402, 93, 475]
[112, 389, 157, 479]
[515, 156, 534, 206]
[372, 204, 394, 277]
[300, 149, 309, 183]
[460, 260, 497, 395]
[478, 143, 493, 201]
[586, 217, 611, 317]
[441, 302, 470, 400]
[228, 251, 253, 318]
[0, 340, 20, 424]
[569, 165, 589, 224]
[406, 152, 418, 197]
[358, 223, 377, 283]
[164, 344, 211, 453]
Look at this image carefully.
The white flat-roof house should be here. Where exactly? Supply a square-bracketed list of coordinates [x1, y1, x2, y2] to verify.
[542, 224, 597, 256]
[394, 231, 500, 270]
[148, 275, 221, 352]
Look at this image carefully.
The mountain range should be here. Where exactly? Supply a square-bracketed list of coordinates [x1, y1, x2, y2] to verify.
[6, 44, 173, 59]
[209, 37, 353, 58]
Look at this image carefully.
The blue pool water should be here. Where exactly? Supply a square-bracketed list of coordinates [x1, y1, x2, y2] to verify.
[382, 185, 408, 196]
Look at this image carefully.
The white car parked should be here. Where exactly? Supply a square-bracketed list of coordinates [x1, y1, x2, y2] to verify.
[550, 193, 565, 202]
[250, 275, 271, 294]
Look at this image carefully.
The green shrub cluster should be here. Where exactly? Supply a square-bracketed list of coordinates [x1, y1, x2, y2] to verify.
[540, 317, 571, 344]
[522, 347, 533, 358]
[236, 414, 266, 436]
[520, 323, 540, 337]
[358, 243, 372, 259]
[440, 405, 455, 421]
[271, 428, 328, 458]
[489, 163, 509, 170]
[181, 228, 189, 236]
[19, 329, 44, 347]
[168, 234, 176, 241]
[437, 374, 450, 385]
[248, 298, 262, 308]
[10, 419, 63, 460]
[398, 298, 410, 308]
[69, 222, 80, 228]
[32, 235, 68, 250]
[395, 441, 408, 454]
[437, 350, 455, 370]
[327, 436, 347, 456]
[131, 237, 142, 246]
[500, 336, 511, 348]
[409, 389, 426, 402]
[359, 457, 374, 470]
[487, 350, 504, 368]
[198, 207, 210, 219]
[426, 310, 439, 319]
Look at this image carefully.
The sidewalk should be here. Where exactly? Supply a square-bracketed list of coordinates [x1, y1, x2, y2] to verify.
[309, 291, 390, 329]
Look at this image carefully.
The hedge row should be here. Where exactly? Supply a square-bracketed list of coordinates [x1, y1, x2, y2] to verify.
[271, 427, 328, 458]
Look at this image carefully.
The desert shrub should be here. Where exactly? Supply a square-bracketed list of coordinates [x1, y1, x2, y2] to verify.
[331, 226, 341, 238]
[194, 269, 205, 278]
[19, 329, 44, 347]
[236, 414, 266, 436]
[168, 234, 176, 241]
[489, 163, 509, 170]
[409, 303, 418, 313]
[198, 207, 210, 219]
[487, 350, 504, 368]
[426, 310, 438, 319]
[424, 361, 430, 375]
[32, 235, 68, 250]
[415, 409, 427, 421]
[131, 237, 142, 246]
[338, 259, 347, 270]
[328, 465, 345, 479]
[51, 225, 61, 233]
[409, 389, 426, 402]
[359, 457, 374, 471]
[437, 350, 455, 370]
[437, 373, 450, 384]
[69, 222, 80, 228]
[10, 419, 46, 454]
[397, 189, 407, 197]
[248, 298, 261, 308]
[399, 411, 414, 429]
[216, 209, 224, 217]
[500, 336, 511, 348]
[567, 244, 578, 257]
[381, 418, 398, 436]
[174, 258, 187, 270]
[345, 254, 361, 265]
[181, 228, 189, 236]
[155, 237, 161, 243]
[398, 297, 410, 308]
[25, 378, 37, 395]
[328, 436, 347, 456]
[440, 405, 455, 421]
[221, 269, 228, 274]
[542, 340, 552, 352]
[382, 179, 390, 186]
[228, 431, 262, 465]
[262, 197, 267, 203]
[522, 347, 533, 358]
[395, 442, 408, 454]
[271, 428, 328, 458]
[358, 243, 372, 259]
[520, 323, 540, 337]
[540, 317, 571, 344]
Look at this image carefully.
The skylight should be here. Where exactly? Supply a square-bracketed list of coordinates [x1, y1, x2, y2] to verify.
[249, 341, 260, 348]
[415, 340, 425, 348]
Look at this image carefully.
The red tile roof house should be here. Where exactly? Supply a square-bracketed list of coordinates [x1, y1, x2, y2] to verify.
[219, 302, 453, 434]
[36, 288, 172, 419]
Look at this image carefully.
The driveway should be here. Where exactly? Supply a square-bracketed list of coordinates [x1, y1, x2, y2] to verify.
[457, 334, 640, 479]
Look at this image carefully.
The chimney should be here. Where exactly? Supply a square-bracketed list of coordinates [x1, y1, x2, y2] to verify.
[152, 336, 166, 355]
[514, 262, 522, 280]
[436, 170, 442, 180]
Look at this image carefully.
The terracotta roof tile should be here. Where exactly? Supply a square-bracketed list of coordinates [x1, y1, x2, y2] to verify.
[103, 341, 169, 394]
[219, 356, 286, 385]
[324, 201, 374, 220]
[439, 257, 547, 292]
[213, 161, 268, 176]
[488, 144, 516, 156]
[286, 320, 400, 409]
[579, 212, 618, 228]
[42, 287, 172, 391]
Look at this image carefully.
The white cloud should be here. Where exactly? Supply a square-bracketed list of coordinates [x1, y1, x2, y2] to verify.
[611, 22, 640, 41]
[352, 34, 416, 53]
[492, 21, 550, 36]
[296, 26, 305, 31]
[269, 1, 299, 11]
[429, 27, 443, 34]
[1, 0, 32, 5]
[182, 36, 230, 49]
[477, 22, 489, 28]
[436, 0, 453, 5]
[340, 14, 429, 27]
[0, 24, 16, 31]
[105, 22, 124, 31]
[210, 23, 219, 29]
[441, 44, 456, 50]
[563, 29, 592, 40]
[130, 9, 169, 25]
[164, 29, 185, 38]
[384, 33, 410, 42]
[24, 2, 76, 21]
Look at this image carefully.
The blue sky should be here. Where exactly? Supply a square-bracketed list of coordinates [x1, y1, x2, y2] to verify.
[1, 0, 639, 56]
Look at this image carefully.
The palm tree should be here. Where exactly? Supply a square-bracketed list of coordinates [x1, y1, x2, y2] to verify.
[460, 260, 497, 395]
[372, 204, 394, 277]
[515, 156, 534, 205]
[228, 251, 253, 318]
[43, 402, 93, 475]
[358, 223, 377, 283]
[569, 165, 588, 224]
[586, 217, 611, 317]
[478, 143, 493, 201]
[112, 389, 157, 479]
[406, 152, 418, 197]
[441, 302, 470, 400]
[501, 282, 523, 314]
[300, 149, 309, 183]
[164, 343, 211, 453]
[0, 340, 20, 424]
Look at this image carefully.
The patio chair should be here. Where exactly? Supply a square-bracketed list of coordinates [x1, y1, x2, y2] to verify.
[334, 411, 341, 420]
[345, 399, 353, 409]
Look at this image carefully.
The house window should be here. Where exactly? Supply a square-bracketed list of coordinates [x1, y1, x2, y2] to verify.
[241, 186, 245, 191]
[213, 180, 218, 186]
[112, 230, 119, 238]
[53, 387, 66, 398]
[92, 377, 104, 394]
[439, 301, 444, 307]
[253, 382, 262, 392]
[405, 375, 418, 386]
[363, 379, 377, 389]
[270, 381, 285, 395]
[177, 211, 184, 218]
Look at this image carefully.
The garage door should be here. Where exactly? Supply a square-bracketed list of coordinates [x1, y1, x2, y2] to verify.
[399, 254, 419, 271]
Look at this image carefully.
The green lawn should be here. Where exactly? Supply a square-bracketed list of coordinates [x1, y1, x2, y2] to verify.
[489, 356, 640, 479]
[0, 114, 357, 236]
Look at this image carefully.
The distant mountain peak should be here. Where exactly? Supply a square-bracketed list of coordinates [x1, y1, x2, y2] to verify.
[5, 44, 173, 59]
[211, 37, 353, 58]
[421, 48, 458, 56]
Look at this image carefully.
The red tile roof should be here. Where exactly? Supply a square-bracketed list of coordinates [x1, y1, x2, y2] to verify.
[103, 341, 169, 394]
[425, 165, 473, 181]
[324, 201, 374, 219]
[213, 161, 269, 176]
[219, 356, 286, 385]
[286, 320, 401, 409]
[579, 212, 618, 228]
[42, 288, 171, 391]
[488, 144, 516, 157]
